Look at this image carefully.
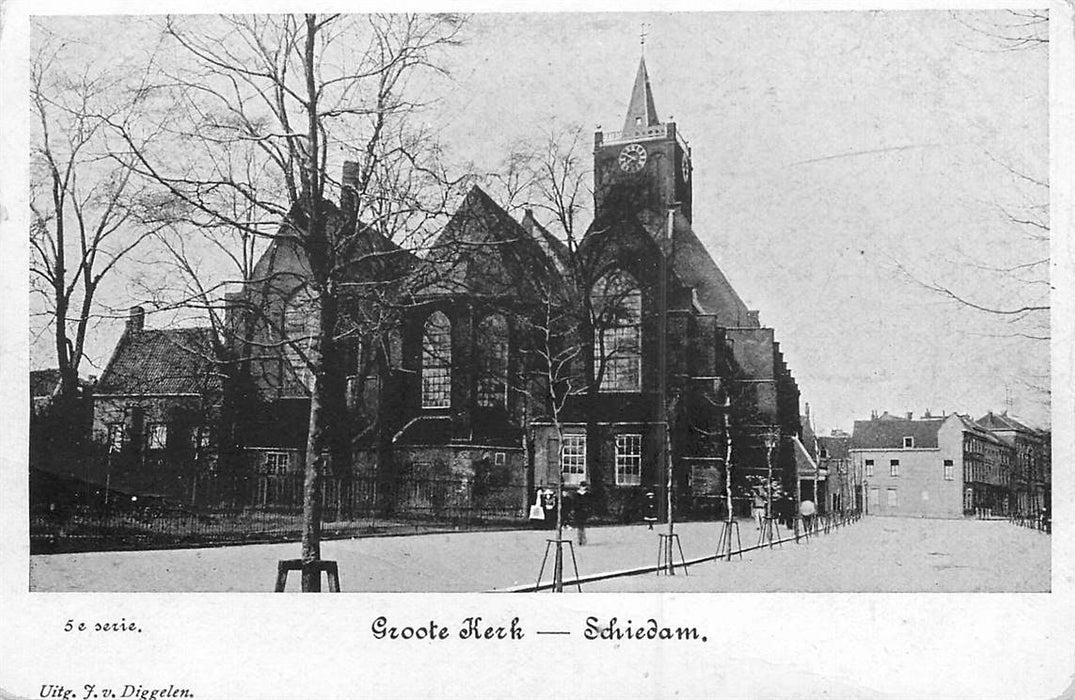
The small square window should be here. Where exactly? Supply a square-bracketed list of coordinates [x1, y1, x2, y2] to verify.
[903, 436, 915, 449]
[264, 452, 289, 475]
[494, 452, 506, 466]
[107, 423, 125, 453]
[146, 423, 167, 451]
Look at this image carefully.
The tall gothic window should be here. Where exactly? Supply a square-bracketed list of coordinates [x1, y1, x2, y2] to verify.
[591, 271, 642, 392]
[422, 311, 452, 409]
[283, 289, 315, 391]
[476, 313, 508, 408]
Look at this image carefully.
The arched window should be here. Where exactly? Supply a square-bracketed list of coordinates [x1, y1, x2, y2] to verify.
[476, 313, 508, 408]
[591, 271, 642, 392]
[283, 289, 315, 391]
[422, 311, 452, 409]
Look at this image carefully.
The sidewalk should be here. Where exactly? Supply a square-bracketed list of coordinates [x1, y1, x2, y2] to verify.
[30, 519, 734, 592]
[29, 516, 1047, 592]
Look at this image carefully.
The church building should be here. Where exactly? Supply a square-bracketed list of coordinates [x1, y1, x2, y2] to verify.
[91, 55, 805, 523]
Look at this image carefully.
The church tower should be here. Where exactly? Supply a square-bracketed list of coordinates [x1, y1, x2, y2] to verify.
[593, 56, 693, 222]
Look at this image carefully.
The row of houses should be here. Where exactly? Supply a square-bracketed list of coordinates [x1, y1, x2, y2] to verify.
[793, 410, 1050, 519]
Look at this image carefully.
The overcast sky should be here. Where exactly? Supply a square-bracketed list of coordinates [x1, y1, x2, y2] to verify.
[29, 11, 1050, 432]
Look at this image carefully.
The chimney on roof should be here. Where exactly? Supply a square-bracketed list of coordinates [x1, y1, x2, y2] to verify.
[870, 409, 878, 420]
[341, 160, 361, 216]
[521, 209, 536, 234]
[924, 409, 932, 418]
[127, 306, 145, 334]
[805, 402, 811, 422]
[906, 411, 913, 420]
[746, 310, 760, 327]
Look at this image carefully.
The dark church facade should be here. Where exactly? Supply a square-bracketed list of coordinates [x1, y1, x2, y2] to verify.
[90, 57, 804, 524]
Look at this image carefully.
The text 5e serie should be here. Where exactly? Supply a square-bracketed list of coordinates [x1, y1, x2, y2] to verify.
[63, 619, 141, 633]
[371, 616, 523, 640]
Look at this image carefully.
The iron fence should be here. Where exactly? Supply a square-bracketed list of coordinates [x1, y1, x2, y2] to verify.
[31, 474, 528, 554]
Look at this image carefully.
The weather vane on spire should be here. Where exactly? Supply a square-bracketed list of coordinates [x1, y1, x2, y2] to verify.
[640, 22, 648, 50]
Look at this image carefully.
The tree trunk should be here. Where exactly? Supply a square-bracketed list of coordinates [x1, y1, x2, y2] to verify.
[300, 288, 338, 592]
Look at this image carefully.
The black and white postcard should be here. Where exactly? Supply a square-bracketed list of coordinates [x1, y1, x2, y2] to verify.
[2, 3, 1072, 698]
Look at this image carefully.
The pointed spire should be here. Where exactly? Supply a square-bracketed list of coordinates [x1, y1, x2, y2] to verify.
[622, 56, 660, 133]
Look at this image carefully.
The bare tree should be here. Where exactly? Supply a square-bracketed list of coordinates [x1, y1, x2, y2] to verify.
[950, 10, 1049, 52]
[29, 30, 162, 408]
[107, 13, 466, 591]
[892, 158, 1049, 344]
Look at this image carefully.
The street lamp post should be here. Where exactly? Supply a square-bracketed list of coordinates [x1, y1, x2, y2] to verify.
[758, 427, 782, 548]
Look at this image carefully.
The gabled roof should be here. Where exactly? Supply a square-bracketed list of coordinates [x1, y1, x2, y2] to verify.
[851, 415, 947, 450]
[793, 435, 820, 476]
[30, 369, 63, 399]
[977, 411, 1042, 435]
[97, 327, 221, 395]
[520, 209, 571, 276]
[421, 185, 556, 298]
[622, 56, 660, 133]
[817, 435, 851, 459]
[612, 209, 755, 325]
[956, 414, 1011, 447]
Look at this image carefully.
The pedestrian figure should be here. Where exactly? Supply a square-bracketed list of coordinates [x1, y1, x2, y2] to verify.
[800, 499, 816, 532]
[752, 489, 766, 530]
[574, 482, 592, 545]
[541, 488, 557, 530]
[643, 490, 658, 530]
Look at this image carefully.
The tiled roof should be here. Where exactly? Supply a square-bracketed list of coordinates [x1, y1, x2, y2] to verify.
[851, 415, 947, 450]
[977, 411, 1041, 435]
[30, 369, 62, 398]
[97, 327, 221, 395]
[817, 435, 851, 459]
[793, 436, 819, 475]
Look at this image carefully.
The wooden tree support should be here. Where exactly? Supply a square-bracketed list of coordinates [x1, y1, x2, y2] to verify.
[537, 539, 582, 592]
[275, 559, 341, 592]
[793, 515, 807, 543]
[758, 516, 782, 549]
[656, 533, 689, 575]
[714, 519, 742, 562]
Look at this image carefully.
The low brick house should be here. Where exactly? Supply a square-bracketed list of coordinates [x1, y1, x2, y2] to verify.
[91, 307, 223, 503]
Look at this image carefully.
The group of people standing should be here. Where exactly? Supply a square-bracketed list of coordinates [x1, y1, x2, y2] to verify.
[752, 489, 817, 530]
[529, 482, 595, 545]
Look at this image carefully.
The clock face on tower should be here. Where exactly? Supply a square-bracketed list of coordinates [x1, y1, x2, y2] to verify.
[682, 154, 691, 182]
[618, 143, 648, 173]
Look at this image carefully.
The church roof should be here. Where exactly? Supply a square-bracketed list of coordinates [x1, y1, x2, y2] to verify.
[670, 214, 755, 325]
[420, 185, 557, 298]
[623, 56, 660, 133]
